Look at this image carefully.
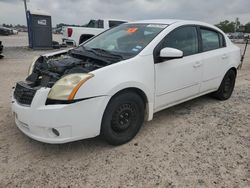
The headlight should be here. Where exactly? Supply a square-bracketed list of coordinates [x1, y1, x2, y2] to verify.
[28, 56, 39, 76]
[47, 73, 94, 100]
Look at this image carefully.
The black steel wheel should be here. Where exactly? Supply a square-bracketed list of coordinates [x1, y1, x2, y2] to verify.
[101, 91, 145, 145]
[211, 69, 236, 100]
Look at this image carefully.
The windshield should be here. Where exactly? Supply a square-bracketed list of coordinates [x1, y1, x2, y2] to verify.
[83, 23, 168, 57]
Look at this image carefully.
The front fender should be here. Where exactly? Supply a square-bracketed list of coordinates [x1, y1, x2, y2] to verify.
[106, 81, 153, 101]
[105, 81, 154, 121]
[74, 56, 155, 121]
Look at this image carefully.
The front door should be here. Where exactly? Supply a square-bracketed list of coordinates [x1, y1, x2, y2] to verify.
[154, 26, 203, 111]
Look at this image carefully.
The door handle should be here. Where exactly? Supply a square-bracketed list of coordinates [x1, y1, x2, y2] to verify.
[193, 62, 202, 68]
[222, 54, 228, 59]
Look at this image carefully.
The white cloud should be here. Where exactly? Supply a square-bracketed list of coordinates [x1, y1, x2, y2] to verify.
[0, 0, 249, 26]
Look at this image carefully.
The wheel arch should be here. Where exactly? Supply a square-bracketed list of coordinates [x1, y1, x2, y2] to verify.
[79, 34, 95, 44]
[106, 86, 154, 121]
[112, 87, 148, 104]
[218, 67, 237, 89]
[229, 67, 237, 76]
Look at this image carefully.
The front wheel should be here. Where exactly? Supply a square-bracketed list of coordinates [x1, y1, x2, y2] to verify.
[101, 92, 145, 145]
[211, 69, 236, 100]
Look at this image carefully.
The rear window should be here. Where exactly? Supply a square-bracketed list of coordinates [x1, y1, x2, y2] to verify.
[109, 21, 127, 28]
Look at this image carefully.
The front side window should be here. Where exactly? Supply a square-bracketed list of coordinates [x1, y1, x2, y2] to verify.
[84, 23, 167, 56]
[162, 26, 199, 56]
[201, 28, 220, 51]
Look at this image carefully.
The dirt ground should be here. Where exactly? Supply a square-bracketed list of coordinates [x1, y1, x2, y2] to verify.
[0, 32, 62, 47]
[0, 35, 249, 187]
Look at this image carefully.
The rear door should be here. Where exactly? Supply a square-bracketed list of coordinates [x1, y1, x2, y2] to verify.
[198, 27, 228, 93]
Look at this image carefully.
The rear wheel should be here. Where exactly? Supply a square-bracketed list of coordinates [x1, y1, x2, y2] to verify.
[101, 92, 145, 145]
[211, 69, 236, 100]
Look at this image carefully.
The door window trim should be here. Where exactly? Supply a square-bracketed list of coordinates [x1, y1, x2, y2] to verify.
[198, 26, 227, 53]
[153, 24, 227, 63]
[153, 24, 200, 63]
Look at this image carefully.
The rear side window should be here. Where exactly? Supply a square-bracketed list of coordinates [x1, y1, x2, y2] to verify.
[109, 21, 126, 28]
[201, 28, 224, 51]
[162, 26, 199, 56]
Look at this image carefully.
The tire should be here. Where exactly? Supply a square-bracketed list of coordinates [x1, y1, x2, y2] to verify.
[211, 69, 236, 100]
[101, 92, 145, 145]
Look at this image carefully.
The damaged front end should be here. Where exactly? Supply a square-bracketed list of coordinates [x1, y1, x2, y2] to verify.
[27, 51, 109, 88]
[13, 47, 123, 106]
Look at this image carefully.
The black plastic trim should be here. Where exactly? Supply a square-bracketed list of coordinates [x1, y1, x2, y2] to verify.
[153, 24, 227, 64]
[153, 24, 200, 63]
[198, 26, 227, 53]
[45, 95, 105, 105]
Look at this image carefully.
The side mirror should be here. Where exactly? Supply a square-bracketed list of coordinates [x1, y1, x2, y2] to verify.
[159, 47, 183, 59]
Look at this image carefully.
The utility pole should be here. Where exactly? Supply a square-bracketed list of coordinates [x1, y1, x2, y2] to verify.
[235, 17, 240, 33]
[23, 0, 30, 47]
[23, 0, 28, 13]
[23, 0, 28, 24]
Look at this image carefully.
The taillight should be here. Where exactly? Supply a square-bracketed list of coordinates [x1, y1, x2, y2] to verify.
[67, 28, 73, 37]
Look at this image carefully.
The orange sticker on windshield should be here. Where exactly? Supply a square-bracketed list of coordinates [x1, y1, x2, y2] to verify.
[127, 28, 138, 33]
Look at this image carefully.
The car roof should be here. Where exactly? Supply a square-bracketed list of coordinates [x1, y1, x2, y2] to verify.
[129, 19, 213, 27]
[98, 18, 128, 22]
[130, 19, 182, 25]
[128, 19, 222, 32]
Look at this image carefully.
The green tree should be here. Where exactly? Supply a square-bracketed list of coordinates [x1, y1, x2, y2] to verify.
[215, 20, 235, 33]
[245, 22, 250, 33]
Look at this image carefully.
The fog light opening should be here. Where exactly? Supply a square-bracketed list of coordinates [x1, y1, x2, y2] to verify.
[52, 128, 60, 137]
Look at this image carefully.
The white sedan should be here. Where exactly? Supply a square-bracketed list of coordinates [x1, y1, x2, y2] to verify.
[12, 19, 241, 145]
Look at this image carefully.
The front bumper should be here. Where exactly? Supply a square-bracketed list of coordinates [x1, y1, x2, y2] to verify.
[12, 87, 110, 144]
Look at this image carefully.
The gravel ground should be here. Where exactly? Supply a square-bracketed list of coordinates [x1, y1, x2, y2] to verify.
[0, 32, 62, 47]
[0, 41, 249, 187]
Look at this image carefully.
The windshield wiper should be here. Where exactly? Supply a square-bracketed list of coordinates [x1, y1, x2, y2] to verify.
[77, 46, 124, 60]
[70, 46, 123, 64]
[90, 48, 124, 60]
[80, 46, 100, 56]
[69, 48, 110, 65]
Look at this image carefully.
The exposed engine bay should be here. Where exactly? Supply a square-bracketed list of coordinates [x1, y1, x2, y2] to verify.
[26, 47, 124, 88]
